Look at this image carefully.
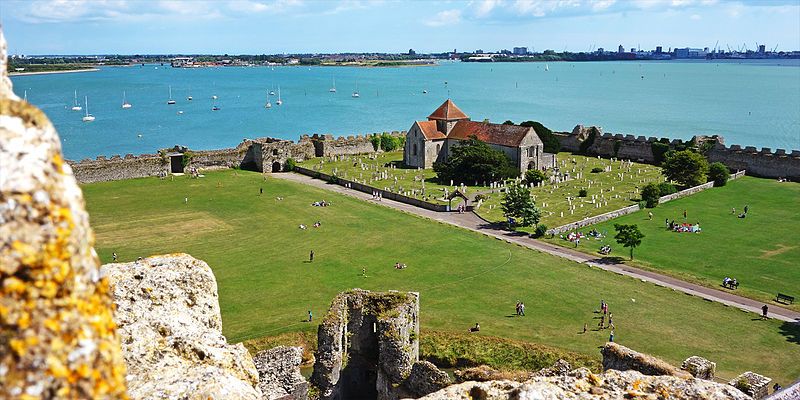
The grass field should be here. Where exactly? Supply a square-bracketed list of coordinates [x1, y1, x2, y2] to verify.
[298, 151, 663, 229]
[82, 170, 800, 384]
[542, 176, 800, 311]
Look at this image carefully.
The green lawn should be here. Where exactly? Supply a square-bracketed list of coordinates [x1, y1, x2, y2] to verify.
[542, 177, 800, 312]
[299, 151, 663, 229]
[82, 171, 800, 385]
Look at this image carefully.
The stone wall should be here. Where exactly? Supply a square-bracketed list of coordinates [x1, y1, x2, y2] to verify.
[601, 343, 691, 378]
[555, 127, 800, 180]
[305, 132, 405, 158]
[253, 346, 308, 400]
[70, 153, 167, 183]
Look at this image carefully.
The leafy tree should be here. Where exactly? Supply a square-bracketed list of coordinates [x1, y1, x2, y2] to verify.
[380, 133, 398, 151]
[661, 150, 709, 187]
[370, 134, 381, 151]
[433, 136, 517, 184]
[641, 183, 661, 208]
[524, 169, 547, 186]
[578, 188, 588, 197]
[708, 162, 730, 187]
[614, 224, 645, 260]
[503, 120, 515, 125]
[285, 158, 296, 171]
[533, 224, 548, 238]
[520, 121, 561, 154]
[501, 184, 541, 228]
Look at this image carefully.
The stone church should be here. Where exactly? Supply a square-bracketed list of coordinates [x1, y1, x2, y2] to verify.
[403, 99, 553, 174]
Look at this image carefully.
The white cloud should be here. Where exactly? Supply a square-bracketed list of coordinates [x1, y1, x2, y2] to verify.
[689, 13, 701, 19]
[474, 0, 503, 17]
[425, 9, 462, 27]
[591, 0, 616, 11]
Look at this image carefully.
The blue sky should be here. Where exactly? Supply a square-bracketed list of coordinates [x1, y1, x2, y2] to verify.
[2, 0, 799, 55]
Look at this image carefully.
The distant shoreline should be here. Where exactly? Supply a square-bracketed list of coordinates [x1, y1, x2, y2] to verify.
[10, 68, 100, 76]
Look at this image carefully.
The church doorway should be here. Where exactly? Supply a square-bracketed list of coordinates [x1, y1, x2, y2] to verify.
[272, 161, 282, 172]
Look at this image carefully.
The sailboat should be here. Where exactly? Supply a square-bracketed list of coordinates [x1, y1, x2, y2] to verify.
[264, 90, 272, 109]
[544, 63, 550, 72]
[23, 90, 28, 102]
[276, 86, 283, 106]
[211, 98, 220, 111]
[187, 87, 193, 101]
[82, 96, 95, 122]
[121, 91, 132, 109]
[329, 77, 337, 93]
[167, 86, 176, 104]
[352, 82, 360, 98]
[269, 85, 275, 96]
[71, 90, 82, 111]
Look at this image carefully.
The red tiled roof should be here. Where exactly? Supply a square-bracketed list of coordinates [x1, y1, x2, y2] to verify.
[416, 120, 446, 140]
[447, 121, 535, 147]
[428, 99, 469, 121]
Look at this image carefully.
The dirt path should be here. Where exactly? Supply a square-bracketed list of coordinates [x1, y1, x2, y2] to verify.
[273, 172, 800, 324]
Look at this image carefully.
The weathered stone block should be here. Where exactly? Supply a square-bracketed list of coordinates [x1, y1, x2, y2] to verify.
[681, 356, 716, 380]
[601, 343, 690, 378]
[729, 371, 771, 400]
[254, 346, 308, 400]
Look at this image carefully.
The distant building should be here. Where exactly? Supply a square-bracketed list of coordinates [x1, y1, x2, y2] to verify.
[674, 48, 707, 59]
[618, 45, 624, 54]
[597, 48, 604, 54]
[513, 47, 528, 55]
[475, 49, 484, 54]
[758, 44, 766, 54]
[170, 57, 194, 68]
[655, 46, 663, 54]
[408, 48, 416, 56]
[404, 100, 554, 175]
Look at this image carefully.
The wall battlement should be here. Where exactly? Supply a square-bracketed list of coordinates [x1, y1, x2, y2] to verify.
[555, 127, 799, 180]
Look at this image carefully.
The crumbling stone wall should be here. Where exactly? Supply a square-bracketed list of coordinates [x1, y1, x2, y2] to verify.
[253, 346, 309, 400]
[69, 153, 167, 183]
[682, 356, 716, 380]
[0, 27, 128, 398]
[311, 289, 446, 400]
[307, 132, 405, 157]
[729, 371, 772, 400]
[601, 342, 691, 378]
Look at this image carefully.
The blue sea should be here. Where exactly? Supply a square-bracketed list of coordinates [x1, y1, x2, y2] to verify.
[11, 59, 800, 160]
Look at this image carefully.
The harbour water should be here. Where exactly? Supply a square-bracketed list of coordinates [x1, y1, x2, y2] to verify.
[11, 60, 800, 160]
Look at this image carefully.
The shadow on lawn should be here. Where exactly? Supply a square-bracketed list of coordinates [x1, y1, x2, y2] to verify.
[591, 256, 626, 265]
[779, 321, 800, 345]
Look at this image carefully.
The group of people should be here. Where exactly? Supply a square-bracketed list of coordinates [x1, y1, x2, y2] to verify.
[371, 191, 383, 201]
[312, 200, 331, 207]
[394, 262, 407, 270]
[733, 204, 749, 219]
[456, 203, 467, 213]
[599, 245, 612, 255]
[722, 276, 739, 289]
[299, 221, 323, 230]
[515, 301, 526, 316]
[671, 221, 701, 233]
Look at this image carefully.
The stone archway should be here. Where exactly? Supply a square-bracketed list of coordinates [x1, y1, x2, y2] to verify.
[272, 161, 282, 172]
[170, 154, 184, 173]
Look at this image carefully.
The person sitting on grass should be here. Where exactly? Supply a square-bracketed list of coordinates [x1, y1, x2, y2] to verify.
[469, 323, 480, 333]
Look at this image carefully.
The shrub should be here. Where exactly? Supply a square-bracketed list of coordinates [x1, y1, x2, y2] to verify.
[285, 158, 296, 172]
[657, 182, 677, 196]
[519, 121, 561, 154]
[533, 224, 547, 238]
[641, 183, 661, 208]
[578, 188, 588, 197]
[708, 162, 730, 187]
[474, 193, 487, 202]
[370, 134, 381, 151]
[380, 133, 399, 152]
[181, 151, 194, 168]
[524, 169, 547, 186]
[590, 167, 603, 173]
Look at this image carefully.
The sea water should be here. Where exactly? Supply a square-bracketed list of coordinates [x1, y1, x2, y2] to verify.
[11, 59, 800, 160]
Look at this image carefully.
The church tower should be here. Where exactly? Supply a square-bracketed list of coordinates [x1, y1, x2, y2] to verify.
[427, 99, 469, 135]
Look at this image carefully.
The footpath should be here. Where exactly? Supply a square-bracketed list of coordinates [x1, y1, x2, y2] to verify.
[274, 172, 800, 324]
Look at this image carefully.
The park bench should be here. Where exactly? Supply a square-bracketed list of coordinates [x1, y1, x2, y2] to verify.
[776, 293, 794, 305]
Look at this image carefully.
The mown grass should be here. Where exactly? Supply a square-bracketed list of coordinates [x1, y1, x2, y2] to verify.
[82, 170, 800, 385]
[542, 176, 800, 311]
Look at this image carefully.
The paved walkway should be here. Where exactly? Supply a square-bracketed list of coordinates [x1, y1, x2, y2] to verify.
[274, 172, 800, 324]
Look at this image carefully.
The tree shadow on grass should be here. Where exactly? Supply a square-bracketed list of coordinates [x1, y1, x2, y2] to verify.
[779, 321, 800, 345]
[592, 256, 626, 265]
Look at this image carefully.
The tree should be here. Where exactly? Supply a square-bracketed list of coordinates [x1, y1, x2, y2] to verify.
[524, 169, 547, 186]
[502, 120, 515, 125]
[614, 224, 645, 260]
[501, 184, 541, 228]
[380, 133, 399, 151]
[661, 150, 709, 187]
[641, 183, 661, 208]
[520, 121, 561, 154]
[708, 162, 730, 187]
[433, 136, 517, 184]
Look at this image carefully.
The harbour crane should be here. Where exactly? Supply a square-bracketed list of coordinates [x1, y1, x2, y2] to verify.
[772, 44, 779, 53]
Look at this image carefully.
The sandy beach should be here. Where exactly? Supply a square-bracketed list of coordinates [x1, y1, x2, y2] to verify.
[10, 68, 100, 76]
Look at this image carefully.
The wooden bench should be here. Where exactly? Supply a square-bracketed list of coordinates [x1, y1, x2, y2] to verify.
[776, 293, 794, 304]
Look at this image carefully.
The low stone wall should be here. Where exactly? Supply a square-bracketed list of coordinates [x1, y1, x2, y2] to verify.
[304, 132, 406, 158]
[601, 343, 691, 378]
[69, 154, 166, 183]
[293, 166, 450, 212]
[658, 181, 714, 204]
[547, 204, 641, 235]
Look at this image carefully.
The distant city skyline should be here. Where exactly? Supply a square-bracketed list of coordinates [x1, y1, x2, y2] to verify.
[1, 0, 799, 55]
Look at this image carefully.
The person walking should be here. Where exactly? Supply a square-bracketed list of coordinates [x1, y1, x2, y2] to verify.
[648, 211, 653, 220]
[683, 209, 687, 219]
[520, 302, 525, 316]
[609, 330, 615, 342]
[761, 304, 769, 319]
[260, 187, 263, 195]
[309, 250, 314, 262]
[583, 323, 587, 334]
[112, 252, 118, 262]
[308, 310, 313, 322]
[744, 205, 749, 214]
